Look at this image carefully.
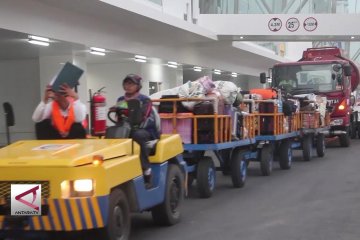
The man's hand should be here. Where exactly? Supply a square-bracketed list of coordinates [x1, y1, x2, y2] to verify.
[59, 83, 78, 100]
[44, 85, 55, 103]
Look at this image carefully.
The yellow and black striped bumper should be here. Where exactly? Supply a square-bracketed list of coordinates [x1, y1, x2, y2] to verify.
[0, 195, 109, 231]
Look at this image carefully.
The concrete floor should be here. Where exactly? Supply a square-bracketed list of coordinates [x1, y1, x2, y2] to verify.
[131, 139, 360, 240]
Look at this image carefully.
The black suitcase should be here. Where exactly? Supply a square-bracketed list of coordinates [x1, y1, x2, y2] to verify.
[260, 116, 274, 135]
[193, 101, 214, 115]
[158, 95, 190, 113]
[258, 102, 276, 113]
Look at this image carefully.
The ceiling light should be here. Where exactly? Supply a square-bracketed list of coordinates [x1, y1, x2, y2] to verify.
[134, 55, 147, 63]
[28, 35, 50, 46]
[214, 69, 221, 75]
[135, 55, 147, 60]
[90, 47, 106, 56]
[167, 63, 178, 68]
[194, 66, 202, 72]
[90, 47, 105, 52]
[239, 36, 244, 39]
[231, 72, 238, 77]
[351, 36, 355, 39]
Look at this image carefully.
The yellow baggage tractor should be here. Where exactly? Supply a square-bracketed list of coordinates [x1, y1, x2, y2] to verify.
[0, 135, 186, 240]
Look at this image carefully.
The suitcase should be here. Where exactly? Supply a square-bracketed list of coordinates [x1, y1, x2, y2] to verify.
[158, 95, 190, 113]
[258, 101, 277, 113]
[193, 101, 214, 115]
[260, 116, 274, 135]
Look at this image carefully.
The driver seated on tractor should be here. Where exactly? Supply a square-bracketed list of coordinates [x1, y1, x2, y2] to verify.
[32, 83, 87, 139]
[116, 74, 160, 185]
[279, 78, 296, 92]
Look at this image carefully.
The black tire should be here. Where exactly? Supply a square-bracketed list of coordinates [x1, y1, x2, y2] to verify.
[187, 172, 195, 187]
[260, 145, 273, 176]
[302, 135, 313, 161]
[358, 126, 360, 139]
[196, 156, 216, 198]
[219, 149, 232, 176]
[316, 134, 325, 157]
[339, 128, 350, 147]
[152, 164, 184, 226]
[279, 140, 292, 169]
[102, 189, 131, 240]
[230, 148, 247, 188]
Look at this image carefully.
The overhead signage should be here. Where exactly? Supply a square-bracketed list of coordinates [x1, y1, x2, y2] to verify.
[268, 18, 282, 32]
[286, 17, 300, 32]
[303, 17, 318, 31]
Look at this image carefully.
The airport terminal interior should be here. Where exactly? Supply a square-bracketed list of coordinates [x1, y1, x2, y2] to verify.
[1, 1, 360, 240]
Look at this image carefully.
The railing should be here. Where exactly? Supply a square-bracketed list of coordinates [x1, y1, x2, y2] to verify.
[152, 98, 235, 144]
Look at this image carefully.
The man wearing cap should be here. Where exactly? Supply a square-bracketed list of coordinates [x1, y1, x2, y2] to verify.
[32, 83, 87, 139]
[116, 74, 160, 185]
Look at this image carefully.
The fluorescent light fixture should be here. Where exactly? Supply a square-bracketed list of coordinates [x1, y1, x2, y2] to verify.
[135, 58, 147, 63]
[90, 47, 106, 56]
[194, 66, 202, 72]
[167, 64, 178, 68]
[168, 61, 177, 65]
[239, 36, 244, 39]
[28, 35, 50, 46]
[231, 72, 238, 77]
[90, 47, 105, 52]
[214, 69, 221, 75]
[351, 36, 355, 39]
[90, 50, 106, 56]
[134, 55, 147, 63]
[135, 55, 147, 60]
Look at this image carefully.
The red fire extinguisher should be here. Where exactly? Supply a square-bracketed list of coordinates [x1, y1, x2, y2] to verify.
[90, 87, 106, 136]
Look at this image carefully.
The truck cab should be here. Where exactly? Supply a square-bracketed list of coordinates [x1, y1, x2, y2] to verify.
[262, 47, 359, 147]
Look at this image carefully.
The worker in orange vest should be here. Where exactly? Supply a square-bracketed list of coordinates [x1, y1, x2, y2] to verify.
[32, 83, 87, 139]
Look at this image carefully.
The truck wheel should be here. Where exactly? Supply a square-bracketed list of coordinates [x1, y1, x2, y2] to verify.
[230, 148, 247, 188]
[196, 157, 216, 198]
[279, 140, 292, 169]
[104, 189, 131, 240]
[302, 135, 313, 161]
[316, 134, 325, 157]
[260, 145, 273, 176]
[152, 164, 184, 226]
[339, 129, 350, 147]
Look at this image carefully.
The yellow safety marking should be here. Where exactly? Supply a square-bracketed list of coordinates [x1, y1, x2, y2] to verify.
[58, 200, 72, 231]
[80, 198, 93, 229]
[48, 200, 62, 231]
[32, 216, 41, 230]
[91, 197, 104, 227]
[42, 216, 52, 230]
[69, 199, 82, 230]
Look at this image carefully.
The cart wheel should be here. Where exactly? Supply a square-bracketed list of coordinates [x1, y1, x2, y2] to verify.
[219, 149, 232, 176]
[260, 145, 273, 176]
[302, 135, 313, 161]
[279, 140, 292, 169]
[339, 128, 350, 147]
[103, 189, 131, 240]
[152, 164, 184, 225]
[358, 127, 360, 139]
[196, 156, 216, 198]
[316, 134, 325, 157]
[230, 148, 247, 188]
[187, 172, 195, 187]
